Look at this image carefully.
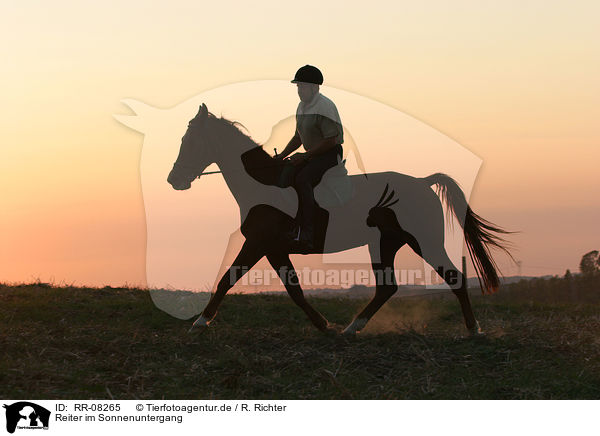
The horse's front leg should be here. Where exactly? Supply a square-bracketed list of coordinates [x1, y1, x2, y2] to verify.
[189, 239, 264, 333]
[266, 252, 334, 333]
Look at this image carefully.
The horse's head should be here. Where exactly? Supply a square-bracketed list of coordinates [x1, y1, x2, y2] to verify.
[167, 103, 216, 190]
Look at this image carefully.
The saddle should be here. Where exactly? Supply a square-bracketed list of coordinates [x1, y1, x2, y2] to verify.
[277, 156, 354, 208]
[275, 157, 354, 253]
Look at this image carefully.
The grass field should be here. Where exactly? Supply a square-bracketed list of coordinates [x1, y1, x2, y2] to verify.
[1, 275, 599, 399]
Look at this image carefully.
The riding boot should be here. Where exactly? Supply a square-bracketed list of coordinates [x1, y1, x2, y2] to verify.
[296, 225, 315, 252]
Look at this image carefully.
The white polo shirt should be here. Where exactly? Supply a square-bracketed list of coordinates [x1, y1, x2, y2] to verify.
[295, 92, 344, 151]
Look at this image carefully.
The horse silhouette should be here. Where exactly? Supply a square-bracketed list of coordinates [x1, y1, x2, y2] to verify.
[167, 104, 511, 335]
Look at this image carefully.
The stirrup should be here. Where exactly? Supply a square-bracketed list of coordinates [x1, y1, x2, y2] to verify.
[285, 225, 301, 241]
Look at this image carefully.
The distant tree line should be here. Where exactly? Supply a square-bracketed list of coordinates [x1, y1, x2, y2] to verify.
[579, 250, 600, 276]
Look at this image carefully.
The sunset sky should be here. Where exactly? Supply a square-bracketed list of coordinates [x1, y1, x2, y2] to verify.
[1, 1, 598, 288]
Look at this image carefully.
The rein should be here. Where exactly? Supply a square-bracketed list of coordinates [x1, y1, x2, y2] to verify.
[183, 126, 290, 178]
[196, 162, 287, 178]
[196, 147, 287, 178]
[197, 169, 224, 177]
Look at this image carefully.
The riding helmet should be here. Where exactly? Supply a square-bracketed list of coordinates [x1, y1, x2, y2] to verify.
[291, 65, 323, 85]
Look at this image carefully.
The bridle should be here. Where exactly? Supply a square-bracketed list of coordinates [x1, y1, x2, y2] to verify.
[173, 120, 222, 178]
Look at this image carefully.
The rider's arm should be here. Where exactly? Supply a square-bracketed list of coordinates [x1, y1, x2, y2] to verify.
[304, 114, 341, 158]
[276, 131, 302, 159]
[304, 136, 337, 159]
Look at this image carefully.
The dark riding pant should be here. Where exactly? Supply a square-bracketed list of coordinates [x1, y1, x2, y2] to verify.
[293, 144, 343, 235]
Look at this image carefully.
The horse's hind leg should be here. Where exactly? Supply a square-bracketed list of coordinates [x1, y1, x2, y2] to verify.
[423, 247, 482, 335]
[190, 239, 264, 332]
[266, 252, 332, 333]
[342, 236, 402, 335]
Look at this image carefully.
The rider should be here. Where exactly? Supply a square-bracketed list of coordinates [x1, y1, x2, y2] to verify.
[275, 65, 344, 251]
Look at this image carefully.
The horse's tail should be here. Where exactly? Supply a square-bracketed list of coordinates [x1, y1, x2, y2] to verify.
[422, 173, 513, 294]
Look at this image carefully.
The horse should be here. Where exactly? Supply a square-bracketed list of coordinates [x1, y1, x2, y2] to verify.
[167, 104, 512, 335]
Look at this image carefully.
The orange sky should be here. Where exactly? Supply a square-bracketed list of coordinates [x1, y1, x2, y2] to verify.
[1, 1, 598, 288]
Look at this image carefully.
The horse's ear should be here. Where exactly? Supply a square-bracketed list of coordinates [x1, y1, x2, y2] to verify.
[195, 103, 208, 122]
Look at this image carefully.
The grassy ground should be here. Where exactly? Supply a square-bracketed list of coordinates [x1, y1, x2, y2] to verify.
[1, 276, 599, 399]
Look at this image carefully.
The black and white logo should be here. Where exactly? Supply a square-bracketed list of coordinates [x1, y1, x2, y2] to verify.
[3, 402, 50, 434]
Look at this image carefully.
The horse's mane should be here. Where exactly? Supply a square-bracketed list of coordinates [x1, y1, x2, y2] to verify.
[207, 113, 255, 143]
[196, 112, 279, 185]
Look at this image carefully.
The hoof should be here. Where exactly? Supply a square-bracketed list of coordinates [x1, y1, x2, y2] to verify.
[188, 315, 211, 334]
[187, 324, 208, 334]
[342, 318, 368, 336]
[468, 321, 485, 337]
[341, 327, 357, 337]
